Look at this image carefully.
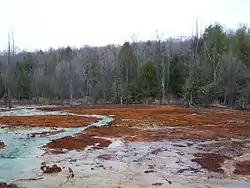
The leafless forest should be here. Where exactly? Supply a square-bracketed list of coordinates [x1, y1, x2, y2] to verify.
[0, 23, 250, 107]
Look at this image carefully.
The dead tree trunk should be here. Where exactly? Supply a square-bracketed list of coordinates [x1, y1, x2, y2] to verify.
[156, 30, 165, 105]
[68, 62, 73, 106]
[161, 55, 165, 104]
[6, 30, 14, 109]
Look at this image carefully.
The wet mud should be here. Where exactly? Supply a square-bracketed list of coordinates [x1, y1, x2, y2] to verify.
[0, 107, 113, 181]
[234, 161, 250, 175]
[1, 105, 250, 187]
[43, 105, 250, 151]
[191, 153, 231, 173]
[16, 140, 250, 188]
[46, 135, 111, 150]
[40, 163, 62, 174]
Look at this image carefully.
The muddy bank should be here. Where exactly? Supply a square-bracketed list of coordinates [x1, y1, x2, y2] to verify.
[187, 139, 250, 178]
[68, 105, 221, 127]
[234, 161, 250, 175]
[46, 135, 111, 150]
[41, 105, 250, 183]
[124, 123, 250, 142]
[191, 153, 231, 173]
[0, 115, 99, 128]
[29, 129, 64, 138]
[44, 105, 250, 151]
[16, 140, 250, 188]
[45, 125, 150, 150]
[73, 105, 250, 126]
[47, 122, 250, 151]
[0, 107, 113, 180]
[2, 105, 250, 187]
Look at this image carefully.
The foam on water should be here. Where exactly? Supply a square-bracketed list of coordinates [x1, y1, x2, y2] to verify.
[0, 106, 113, 180]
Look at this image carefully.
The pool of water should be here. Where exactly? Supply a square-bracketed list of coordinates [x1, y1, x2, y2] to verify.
[0, 107, 113, 180]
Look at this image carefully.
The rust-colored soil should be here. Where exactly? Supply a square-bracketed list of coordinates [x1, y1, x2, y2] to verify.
[69, 105, 250, 141]
[124, 123, 250, 142]
[3, 105, 250, 155]
[46, 135, 111, 150]
[0, 115, 99, 128]
[234, 161, 250, 175]
[44, 105, 250, 151]
[191, 153, 231, 173]
[4, 105, 250, 176]
[68, 105, 221, 127]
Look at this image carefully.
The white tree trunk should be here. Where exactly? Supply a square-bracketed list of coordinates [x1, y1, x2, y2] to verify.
[69, 78, 73, 105]
[120, 95, 123, 105]
[162, 56, 165, 104]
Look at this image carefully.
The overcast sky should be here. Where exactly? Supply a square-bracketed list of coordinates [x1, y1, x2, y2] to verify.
[0, 0, 250, 51]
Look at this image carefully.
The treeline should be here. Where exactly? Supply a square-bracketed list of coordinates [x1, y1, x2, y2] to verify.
[0, 23, 250, 107]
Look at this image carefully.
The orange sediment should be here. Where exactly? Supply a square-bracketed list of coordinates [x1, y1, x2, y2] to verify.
[2, 105, 250, 152]
[46, 135, 111, 150]
[43, 105, 250, 151]
[67, 105, 227, 127]
[67, 105, 250, 140]
[191, 153, 231, 173]
[234, 161, 250, 175]
[3, 105, 250, 177]
[0, 115, 99, 128]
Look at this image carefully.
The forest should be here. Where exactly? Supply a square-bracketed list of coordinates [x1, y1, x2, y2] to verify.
[0, 23, 250, 107]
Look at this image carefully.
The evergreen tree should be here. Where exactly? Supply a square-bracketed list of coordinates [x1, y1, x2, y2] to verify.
[138, 60, 160, 101]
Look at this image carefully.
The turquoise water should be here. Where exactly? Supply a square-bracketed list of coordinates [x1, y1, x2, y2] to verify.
[210, 178, 250, 188]
[0, 107, 113, 180]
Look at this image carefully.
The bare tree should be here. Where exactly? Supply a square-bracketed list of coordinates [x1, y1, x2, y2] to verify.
[5, 29, 15, 108]
[156, 30, 166, 104]
[131, 33, 140, 77]
[0, 22, 248, 107]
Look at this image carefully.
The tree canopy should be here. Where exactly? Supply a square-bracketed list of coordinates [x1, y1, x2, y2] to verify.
[1, 23, 250, 107]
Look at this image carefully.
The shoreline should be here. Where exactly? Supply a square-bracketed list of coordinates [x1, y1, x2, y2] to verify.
[13, 139, 250, 188]
[1, 105, 250, 187]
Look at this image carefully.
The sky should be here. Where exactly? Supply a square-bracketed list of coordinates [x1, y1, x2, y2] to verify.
[0, 0, 250, 51]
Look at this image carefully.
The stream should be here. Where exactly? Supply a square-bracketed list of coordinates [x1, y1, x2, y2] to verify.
[0, 106, 113, 180]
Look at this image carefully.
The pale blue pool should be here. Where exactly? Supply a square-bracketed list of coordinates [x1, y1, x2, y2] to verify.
[0, 107, 113, 180]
